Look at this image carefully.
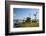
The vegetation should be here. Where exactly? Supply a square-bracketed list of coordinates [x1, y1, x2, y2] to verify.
[14, 12, 39, 28]
[25, 17, 31, 22]
[14, 17, 39, 28]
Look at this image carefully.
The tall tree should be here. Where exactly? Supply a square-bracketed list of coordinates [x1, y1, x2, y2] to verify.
[34, 12, 38, 21]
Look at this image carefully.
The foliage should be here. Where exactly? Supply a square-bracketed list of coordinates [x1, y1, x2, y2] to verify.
[32, 20, 37, 23]
[25, 17, 31, 22]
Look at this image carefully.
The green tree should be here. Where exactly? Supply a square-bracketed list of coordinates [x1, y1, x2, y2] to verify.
[25, 17, 31, 22]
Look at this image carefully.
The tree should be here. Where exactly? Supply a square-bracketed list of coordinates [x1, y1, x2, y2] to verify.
[34, 14, 36, 20]
[34, 12, 38, 21]
[33, 12, 38, 23]
[25, 17, 31, 22]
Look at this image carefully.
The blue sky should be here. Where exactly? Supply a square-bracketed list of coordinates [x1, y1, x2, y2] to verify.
[13, 8, 39, 20]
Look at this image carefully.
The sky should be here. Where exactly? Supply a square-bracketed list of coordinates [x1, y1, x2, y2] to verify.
[13, 8, 39, 20]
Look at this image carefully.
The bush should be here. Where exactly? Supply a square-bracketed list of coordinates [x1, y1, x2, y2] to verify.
[32, 20, 37, 23]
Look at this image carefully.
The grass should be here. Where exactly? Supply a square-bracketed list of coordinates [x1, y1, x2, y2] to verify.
[14, 21, 39, 27]
[20, 22, 39, 27]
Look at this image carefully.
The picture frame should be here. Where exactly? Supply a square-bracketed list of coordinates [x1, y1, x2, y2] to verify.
[5, 1, 45, 35]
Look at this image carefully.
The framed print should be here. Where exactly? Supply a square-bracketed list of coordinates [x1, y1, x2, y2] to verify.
[5, 1, 45, 35]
